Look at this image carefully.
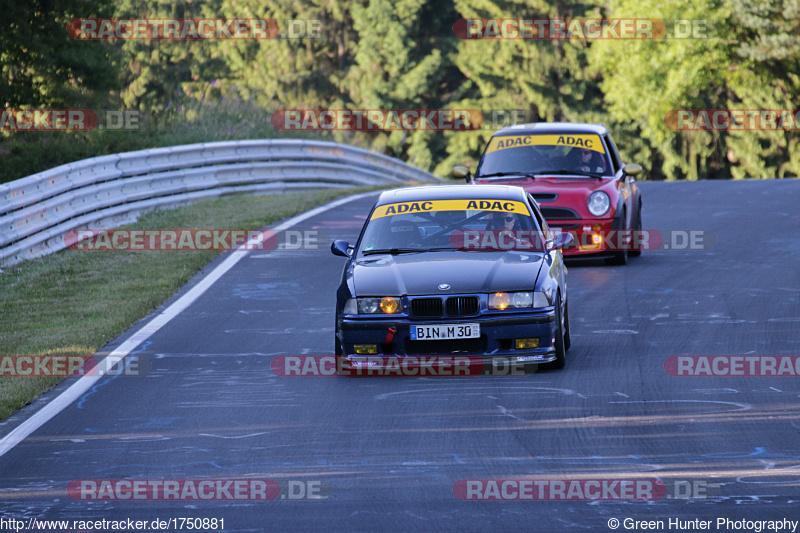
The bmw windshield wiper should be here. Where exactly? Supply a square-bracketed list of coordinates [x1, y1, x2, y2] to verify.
[362, 246, 457, 256]
[362, 248, 425, 255]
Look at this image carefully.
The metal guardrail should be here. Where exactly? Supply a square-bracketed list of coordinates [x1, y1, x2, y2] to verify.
[0, 139, 441, 267]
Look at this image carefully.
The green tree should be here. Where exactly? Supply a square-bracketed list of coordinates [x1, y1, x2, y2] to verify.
[591, 0, 800, 179]
[114, 0, 230, 111]
[214, 0, 463, 169]
[344, 0, 461, 167]
[215, 0, 362, 108]
[724, 0, 800, 178]
[435, 0, 607, 176]
[0, 0, 118, 108]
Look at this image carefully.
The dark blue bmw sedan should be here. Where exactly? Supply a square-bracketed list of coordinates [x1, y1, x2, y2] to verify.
[331, 184, 573, 372]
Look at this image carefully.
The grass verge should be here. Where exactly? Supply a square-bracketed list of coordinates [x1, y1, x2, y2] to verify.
[0, 185, 388, 421]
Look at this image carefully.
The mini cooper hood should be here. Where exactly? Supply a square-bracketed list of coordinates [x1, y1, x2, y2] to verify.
[474, 176, 616, 217]
[352, 251, 545, 296]
[475, 175, 611, 196]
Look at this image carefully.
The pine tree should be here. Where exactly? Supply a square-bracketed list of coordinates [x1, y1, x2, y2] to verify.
[0, 0, 118, 108]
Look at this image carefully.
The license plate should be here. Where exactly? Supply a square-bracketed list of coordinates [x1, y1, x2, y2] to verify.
[410, 323, 480, 340]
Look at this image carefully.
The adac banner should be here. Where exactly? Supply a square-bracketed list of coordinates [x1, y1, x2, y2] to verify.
[485, 134, 606, 154]
[370, 199, 529, 220]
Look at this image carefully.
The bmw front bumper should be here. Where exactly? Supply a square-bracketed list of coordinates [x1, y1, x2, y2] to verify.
[337, 309, 558, 368]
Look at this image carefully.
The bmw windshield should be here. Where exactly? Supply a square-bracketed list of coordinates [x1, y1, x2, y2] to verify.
[358, 199, 547, 255]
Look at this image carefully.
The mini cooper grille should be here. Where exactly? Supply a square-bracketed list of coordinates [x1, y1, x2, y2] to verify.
[531, 192, 558, 202]
[541, 207, 580, 220]
[550, 223, 580, 230]
[411, 298, 443, 318]
[445, 296, 479, 316]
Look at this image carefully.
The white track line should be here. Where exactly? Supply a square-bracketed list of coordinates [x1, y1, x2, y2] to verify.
[0, 191, 379, 457]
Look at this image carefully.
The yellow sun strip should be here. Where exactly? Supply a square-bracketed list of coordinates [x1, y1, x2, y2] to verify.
[370, 199, 529, 220]
[485, 134, 606, 154]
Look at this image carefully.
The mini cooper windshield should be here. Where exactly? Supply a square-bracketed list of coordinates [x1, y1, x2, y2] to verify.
[476, 132, 614, 178]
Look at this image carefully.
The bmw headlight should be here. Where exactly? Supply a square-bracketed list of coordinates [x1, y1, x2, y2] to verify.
[489, 292, 533, 310]
[343, 297, 403, 315]
[587, 191, 611, 217]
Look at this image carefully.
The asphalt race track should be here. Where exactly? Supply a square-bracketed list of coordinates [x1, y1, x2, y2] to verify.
[1, 180, 799, 532]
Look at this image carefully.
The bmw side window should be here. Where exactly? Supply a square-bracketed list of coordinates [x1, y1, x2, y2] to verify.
[604, 135, 622, 173]
[527, 194, 550, 241]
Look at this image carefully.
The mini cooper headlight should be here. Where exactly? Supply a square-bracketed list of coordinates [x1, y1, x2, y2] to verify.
[587, 191, 611, 217]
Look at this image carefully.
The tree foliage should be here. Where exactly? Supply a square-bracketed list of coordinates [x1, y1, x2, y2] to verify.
[0, 0, 118, 107]
[2, 0, 799, 180]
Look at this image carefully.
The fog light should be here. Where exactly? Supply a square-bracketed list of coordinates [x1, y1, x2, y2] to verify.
[591, 233, 603, 245]
[354, 344, 378, 355]
[515, 338, 540, 349]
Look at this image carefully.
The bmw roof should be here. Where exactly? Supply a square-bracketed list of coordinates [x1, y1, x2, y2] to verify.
[491, 122, 609, 136]
[375, 184, 528, 206]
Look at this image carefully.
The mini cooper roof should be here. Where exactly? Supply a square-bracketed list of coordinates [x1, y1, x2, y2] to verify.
[374, 184, 529, 206]
[490, 122, 609, 137]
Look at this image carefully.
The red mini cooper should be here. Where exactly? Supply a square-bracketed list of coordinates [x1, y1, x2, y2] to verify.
[453, 122, 644, 265]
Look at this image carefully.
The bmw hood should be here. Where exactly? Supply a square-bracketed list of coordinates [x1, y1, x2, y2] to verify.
[352, 251, 545, 296]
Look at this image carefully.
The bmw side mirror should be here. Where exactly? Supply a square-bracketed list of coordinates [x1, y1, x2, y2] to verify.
[331, 240, 353, 257]
[547, 232, 574, 251]
[452, 166, 471, 182]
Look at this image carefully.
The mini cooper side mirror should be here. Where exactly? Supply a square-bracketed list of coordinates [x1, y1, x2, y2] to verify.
[331, 240, 353, 257]
[451, 166, 471, 182]
[623, 163, 643, 176]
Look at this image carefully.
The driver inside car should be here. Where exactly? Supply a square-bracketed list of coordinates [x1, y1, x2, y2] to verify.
[387, 218, 423, 248]
[571, 147, 606, 174]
